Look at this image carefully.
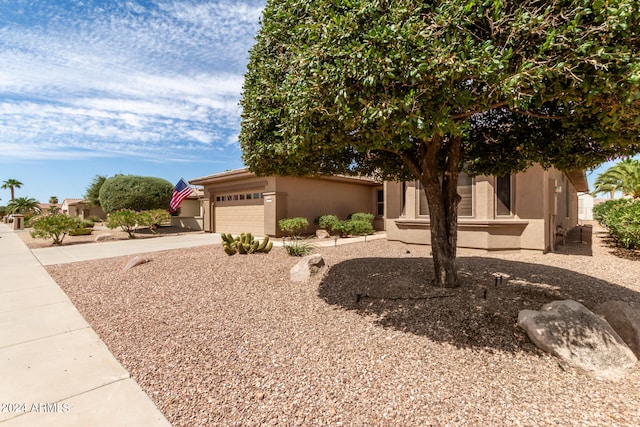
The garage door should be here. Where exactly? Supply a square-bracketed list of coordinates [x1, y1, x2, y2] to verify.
[214, 191, 264, 235]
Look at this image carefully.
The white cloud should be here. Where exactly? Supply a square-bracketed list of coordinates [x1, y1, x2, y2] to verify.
[0, 0, 264, 162]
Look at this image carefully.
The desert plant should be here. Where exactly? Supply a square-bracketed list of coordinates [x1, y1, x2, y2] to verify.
[284, 240, 313, 257]
[317, 214, 352, 237]
[347, 212, 375, 236]
[30, 214, 84, 245]
[278, 217, 309, 238]
[106, 209, 141, 238]
[139, 209, 171, 234]
[221, 233, 273, 255]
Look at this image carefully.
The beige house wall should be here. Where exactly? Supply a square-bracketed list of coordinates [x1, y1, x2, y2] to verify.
[385, 165, 582, 253]
[193, 170, 381, 237]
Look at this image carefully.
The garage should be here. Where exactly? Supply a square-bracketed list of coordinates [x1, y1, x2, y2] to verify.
[213, 190, 265, 235]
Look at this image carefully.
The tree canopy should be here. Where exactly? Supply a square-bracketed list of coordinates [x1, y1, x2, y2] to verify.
[99, 175, 173, 213]
[85, 175, 108, 206]
[240, 0, 640, 286]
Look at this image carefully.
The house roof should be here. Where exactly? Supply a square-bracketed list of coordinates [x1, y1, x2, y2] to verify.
[62, 198, 85, 206]
[565, 170, 589, 193]
[189, 167, 380, 186]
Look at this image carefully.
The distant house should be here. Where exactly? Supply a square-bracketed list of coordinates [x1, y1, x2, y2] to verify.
[189, 168, 383, 236]
[170, 189, 205, 231]
[36, 203, 61, 214]
[384, 164, 588, 253]
[60, 199, 106, 220]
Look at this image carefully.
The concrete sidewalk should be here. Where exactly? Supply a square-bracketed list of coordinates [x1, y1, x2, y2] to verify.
[32, 232, 221, 266]
[0, 223, 171, 426]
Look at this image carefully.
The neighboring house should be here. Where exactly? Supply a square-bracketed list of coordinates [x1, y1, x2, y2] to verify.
[61, 198, 106, 220]
[170, 189, 205, 231]
[36, 203, 61, 213]
[385, 164, 588, 253]
[578, 192, 595, 221]
[189, 168, 383, 236]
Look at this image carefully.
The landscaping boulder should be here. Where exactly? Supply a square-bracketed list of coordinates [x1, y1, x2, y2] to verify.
[315, 229, 331, 239]
[95, 233, 115, 242]
[290, 254, 326, 282]
[595, 301, 640, 358]
[122, 255, 151, 271]
[518, 300, 637, 381]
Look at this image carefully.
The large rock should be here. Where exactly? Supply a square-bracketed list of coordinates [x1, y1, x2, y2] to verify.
[290, 254, 326, 282]
[122, 255, 151, 271]
[95, 233, 114, 242]
[595, 301, 640, 358]
[518, 300, 637, 381]
[315, 229, 331, 239]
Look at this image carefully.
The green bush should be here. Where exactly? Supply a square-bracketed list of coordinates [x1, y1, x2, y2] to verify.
[88, 215, 102, 223]
[31, 214, 84, 245]
[139, 209, 171, 234]
[317, 214, 339, 231]
[284, 240, 313, 257]
[318, 212, 375, 237]
[99, 175, 173, 213]
[593, 199, 640, 249]
[278, 217, 309, 237]
[69, 227, 94, 236]
[106, 209, 141, 238]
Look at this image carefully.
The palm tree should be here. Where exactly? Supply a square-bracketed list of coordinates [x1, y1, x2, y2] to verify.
[49, 196, 59, 204]
[1, 179, 23, 201]
[7, 197, 41, 215]
[593, 159, 640, 199]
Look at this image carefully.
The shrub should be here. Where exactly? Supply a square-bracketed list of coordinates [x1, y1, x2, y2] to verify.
[30, 214, 84, 245]
[317, 214, 339, 231]
[106, 209, 141, 238]
[318, 212, 375, 237]
[284, 240, 313, 257]
[139, 209, 171, 234]
[99, 175, 173, 213]
[88, 215, 102, 223]
[278, 217, 309, 238]
[594, 199, 640, 249]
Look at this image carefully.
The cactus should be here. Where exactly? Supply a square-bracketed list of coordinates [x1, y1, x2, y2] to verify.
[220, 233, 273, 255]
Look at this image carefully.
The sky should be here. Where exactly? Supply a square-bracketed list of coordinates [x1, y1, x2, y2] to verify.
[0, 0, 635, 204]
[0, 0, 264, 203]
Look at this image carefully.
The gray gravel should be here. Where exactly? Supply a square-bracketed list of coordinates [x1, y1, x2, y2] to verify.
[46, 223, 640, 426]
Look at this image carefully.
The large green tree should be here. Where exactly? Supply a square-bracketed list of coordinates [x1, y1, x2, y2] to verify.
[593, 158, 640, 199]
[84, 175, 108, 207]
[99, 175, 173, 213]
[240, 0, 640, 287]
[1, 179, 23, 201]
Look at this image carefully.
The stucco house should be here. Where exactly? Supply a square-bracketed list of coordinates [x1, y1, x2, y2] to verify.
[170, 189, 205, 231]
[60, 199, 106, 220]
[385, 164, 588, 253]
[189, 164, 587, 253]
[189, 168, 383, 236]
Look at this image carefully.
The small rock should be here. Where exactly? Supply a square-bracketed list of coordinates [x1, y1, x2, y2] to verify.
[518, 299, 637, 381]
[315, 229, 331, 239]
[95, 233, 114, 242]
[290, 254, 325, 282]
[595, 301, 640, 358]
[123, 255, 151, 271]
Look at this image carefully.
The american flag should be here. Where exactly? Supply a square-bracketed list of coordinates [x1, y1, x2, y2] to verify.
[169, 178, 194, 212]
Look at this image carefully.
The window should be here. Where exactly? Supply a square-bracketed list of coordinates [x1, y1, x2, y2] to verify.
[376, 190, 384, 216]
[496, 174, 512, 216]
[418, 173, 474, 217]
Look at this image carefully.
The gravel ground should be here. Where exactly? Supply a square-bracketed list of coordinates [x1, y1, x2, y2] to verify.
[46, 223, 640, 426]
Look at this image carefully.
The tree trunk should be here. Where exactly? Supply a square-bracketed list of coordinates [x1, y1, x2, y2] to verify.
[419, 136, 462, 288]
